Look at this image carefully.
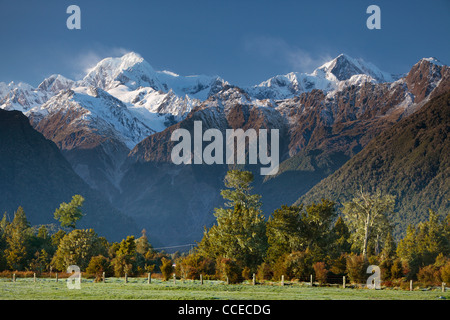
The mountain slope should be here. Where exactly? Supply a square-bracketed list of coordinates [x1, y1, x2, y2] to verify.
[297, 90, 450, 238]
[245, 53, 397, 100]
[0, 109, 138, 241]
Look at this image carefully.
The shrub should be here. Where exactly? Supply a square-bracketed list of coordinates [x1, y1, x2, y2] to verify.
[379, 258, 393, 280]
[284, 251, 313, 281]
[86, 255, 111, 282]
[329, 254, 347, 276]
[346, 254, 368, 284]
[272, 254, 288, 281]
[417, 265, 441, 285]
[390, 259, 404, 280]
[241, 267, 251, 280]
[256, 262, 273, 281]
[440, 261, 450, 283]
[111, 255, 133, 277]
[313, 262, 328, 285]
[216, 257, 242, 284]
[160, 257, 174, 281]
[178, 253, 215, 280]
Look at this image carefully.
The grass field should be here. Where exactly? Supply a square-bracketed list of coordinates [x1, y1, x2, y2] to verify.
[0, 277, 448, 300]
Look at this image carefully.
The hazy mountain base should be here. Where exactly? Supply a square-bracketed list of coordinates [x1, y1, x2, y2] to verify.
[0, 109, 138, 241]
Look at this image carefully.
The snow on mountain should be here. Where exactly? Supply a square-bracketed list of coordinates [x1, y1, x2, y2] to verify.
[246, 53, 396, 101]
[80, 52, 230, 134]
[37, 74, 74, 94]
[2, 51, 446, 153]
[422, 57, 444, 67]
[315, 53, 394, 83]
[0, 81, 50, 112]
[82, 52, 228, 101]
[28, 87, 154, 149]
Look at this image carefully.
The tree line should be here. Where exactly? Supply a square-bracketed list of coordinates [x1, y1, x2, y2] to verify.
[1, 170, 449, 286]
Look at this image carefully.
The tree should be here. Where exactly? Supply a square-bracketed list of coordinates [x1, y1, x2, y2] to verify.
[136, 229, 153, 256]
[51, 229, 106, 271]
[397, 210, 450, 279]
[302, 199, 337, 259]
[53, 195, 85, 229]
[332, 216, 352, 255]
[265, 205, 304, 264]
[4, 207, 32, 270]
[342, 190, 395, 259]
[198, 204, 267, 270]
[220, 170, 261, 210]
[198, 170, 267, 270]
[0, 212, 9, 251]
[86, 255, 112, 282]
[111, 236, 137, 276]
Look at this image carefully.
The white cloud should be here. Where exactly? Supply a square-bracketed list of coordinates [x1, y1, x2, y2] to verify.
[71, 47, 131, 79]
[244, 36, 331, 73]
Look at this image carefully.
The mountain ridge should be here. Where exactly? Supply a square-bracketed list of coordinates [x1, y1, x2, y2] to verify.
[1, 52, 449, 245]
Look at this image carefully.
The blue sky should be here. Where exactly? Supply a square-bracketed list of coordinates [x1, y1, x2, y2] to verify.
[0, 0, 449, 87]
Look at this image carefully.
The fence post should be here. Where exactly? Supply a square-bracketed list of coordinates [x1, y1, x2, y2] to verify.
[34, 273, 36, 283]
[56, 273, 58, 282]
[281, 275, 284, 286]
[173, 273, 176, 285]
[410, 280, 413, 291]
[102, 272, 105, 283]
[343, 276, 346, 289]
[12, 273, 15, 282]
[125, 273, 128, 283]
[252, 273, 256, 285]
[442, 282, 446, 293]
[310, 274, 313, 286]
[200, 274, 203, 285]
[226, 276, 229, 285]
[148, 273, 151, 284]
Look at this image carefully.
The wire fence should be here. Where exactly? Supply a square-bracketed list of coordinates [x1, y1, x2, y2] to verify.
[1, 271, 447, 293]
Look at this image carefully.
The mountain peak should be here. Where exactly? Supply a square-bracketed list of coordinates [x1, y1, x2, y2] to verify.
[82, 51, 157, 90]
[420, 57, 444, 67]
[38, 74, 74, 94]
[316, 53, 393, 83]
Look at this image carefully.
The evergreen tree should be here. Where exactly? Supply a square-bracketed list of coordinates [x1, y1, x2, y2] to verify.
[4, 207, 32, 270]
[220, 170, 261, 210]
[266, 205, 304, 264]
[111, 236, 137, 276]
[136, 229, 153, 255]
[397, 210, 450, 279]
[198, 170, 267, 270]
[332, 216, 352, 255]
[302, 199, 337, 259]
[0, 212, 9, 253]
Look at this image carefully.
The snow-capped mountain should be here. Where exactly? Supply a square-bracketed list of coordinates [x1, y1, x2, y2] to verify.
[0, 50, 448, 247]
[245, 53, 398, 100]
[82, 52, 228, 98]
[0, 51, 445, 154]
[0, 81, 50, 112]
[29, 86, 154, 149]
[37, 74, 74, 94]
